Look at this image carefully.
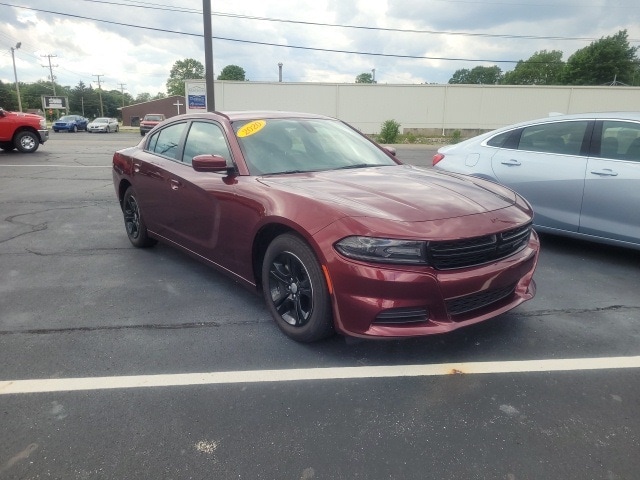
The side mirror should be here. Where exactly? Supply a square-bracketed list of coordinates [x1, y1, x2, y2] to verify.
[382, 146, 397, 156]
[192, 154, 234, 173]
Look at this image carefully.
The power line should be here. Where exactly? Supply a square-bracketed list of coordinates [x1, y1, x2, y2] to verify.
[0, 2, 550, 64]
[73, 0, 640, 43]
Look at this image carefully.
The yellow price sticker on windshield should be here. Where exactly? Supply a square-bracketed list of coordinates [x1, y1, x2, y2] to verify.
[237, 120, 266, 138]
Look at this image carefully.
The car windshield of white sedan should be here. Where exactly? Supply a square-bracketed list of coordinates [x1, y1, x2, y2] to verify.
[233, 118, 397, 175]
[93, 118, 109, 123]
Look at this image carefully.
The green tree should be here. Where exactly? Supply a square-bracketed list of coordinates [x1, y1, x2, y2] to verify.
[217, 65, 246, 81]
[0, 79, 18, 110]
[166, 58, 205, 96]
[563, 30, 638, 85]
[503, 50, 565, 85]
[448, 65, 503, 84]
[355, 72, 375, 83]
[135, 92, 152, 103]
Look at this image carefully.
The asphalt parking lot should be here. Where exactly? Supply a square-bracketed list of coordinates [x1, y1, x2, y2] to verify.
[1, 131, 640, 479]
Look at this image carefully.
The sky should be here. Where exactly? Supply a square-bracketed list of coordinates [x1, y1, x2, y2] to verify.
[1, 0, 639, 98]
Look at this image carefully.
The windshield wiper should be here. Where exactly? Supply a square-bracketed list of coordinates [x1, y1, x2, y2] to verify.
[265, 169, 307, 175]
[334, 163, 381, 170]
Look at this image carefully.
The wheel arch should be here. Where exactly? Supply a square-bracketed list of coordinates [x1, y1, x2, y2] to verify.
[251, 222, 324, 292]
[12, 126, 39, 142]
[117, 179, 133, 210]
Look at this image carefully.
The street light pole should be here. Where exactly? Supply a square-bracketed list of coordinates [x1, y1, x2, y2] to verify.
[10, 42, 22, 112]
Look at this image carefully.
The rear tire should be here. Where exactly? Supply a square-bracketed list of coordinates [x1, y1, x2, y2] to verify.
[262, 234, 334, 342]
[122, 186, 156, 248]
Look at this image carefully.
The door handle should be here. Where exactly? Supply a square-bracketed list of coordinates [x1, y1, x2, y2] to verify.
[501, 159, 521, 166]
[590, 169, 618, 177]
[170, 178, 182, 190]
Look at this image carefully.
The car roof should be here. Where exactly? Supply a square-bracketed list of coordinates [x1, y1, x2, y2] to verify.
[168, 111, 336, 123]
[499, 111, 640, 131]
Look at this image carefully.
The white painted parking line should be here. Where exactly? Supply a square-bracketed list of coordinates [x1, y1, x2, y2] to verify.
[1, 356, 639, 395]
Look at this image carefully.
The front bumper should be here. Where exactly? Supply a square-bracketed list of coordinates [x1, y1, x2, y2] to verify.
[38, 129, 49, 143]
[322, 230, 540, 338]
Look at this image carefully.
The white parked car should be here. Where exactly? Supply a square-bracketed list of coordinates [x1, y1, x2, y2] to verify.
[87, 117, 119, 133]
[432, 112, 640, 250]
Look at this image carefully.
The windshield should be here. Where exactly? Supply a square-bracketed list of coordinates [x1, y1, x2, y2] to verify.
[93, 118, 109, 123]
[233, 118, 397, 175]
[58, 116, 75, 122]
[144, 115, 164, 121]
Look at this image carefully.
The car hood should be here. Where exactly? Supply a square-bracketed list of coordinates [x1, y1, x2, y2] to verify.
[258, 165, 517, 222]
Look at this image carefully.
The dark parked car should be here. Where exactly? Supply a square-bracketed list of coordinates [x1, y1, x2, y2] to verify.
[113, 111, 539, 342]
[53, 115, 88, 133]
[433, 112, 640, 250]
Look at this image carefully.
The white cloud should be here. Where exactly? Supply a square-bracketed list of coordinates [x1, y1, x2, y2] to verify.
[1, 0, 639, 97]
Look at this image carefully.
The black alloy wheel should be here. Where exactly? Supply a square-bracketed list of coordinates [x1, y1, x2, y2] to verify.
[262, 234, 334, 342]
[122, 186, 156, 248]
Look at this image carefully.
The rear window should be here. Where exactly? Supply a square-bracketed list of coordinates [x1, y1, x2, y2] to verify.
[487, 131, 512, 148]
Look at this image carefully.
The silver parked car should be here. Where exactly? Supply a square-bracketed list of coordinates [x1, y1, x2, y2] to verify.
[433, 112, 640, 250]
[87, 117, 119, 133]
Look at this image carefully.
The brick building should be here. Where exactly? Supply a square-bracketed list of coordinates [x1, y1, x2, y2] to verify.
[120, 95, 186, 127]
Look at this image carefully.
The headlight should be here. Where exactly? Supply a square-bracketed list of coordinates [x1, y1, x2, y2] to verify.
[335, 236, 427, 265]
[39, 118, 46, 129]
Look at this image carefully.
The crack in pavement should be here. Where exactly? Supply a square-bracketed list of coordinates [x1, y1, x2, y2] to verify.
[0, 305, 636, 336]
[1, 204, 108, 244]
[0, 318, 271, 336]
[515, 304, 640, 317]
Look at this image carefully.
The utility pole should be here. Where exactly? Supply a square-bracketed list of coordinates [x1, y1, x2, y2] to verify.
[93, 74, 105, 117]
[41, 54, 58, 95]
[203, 0, 215, 111]
[10, 42, 22, 112]
[118, 83, 127, 109]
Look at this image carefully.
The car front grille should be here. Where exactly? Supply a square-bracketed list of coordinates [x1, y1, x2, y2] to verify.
[428, 223, 532, 270]
[446, 283, 516, 317]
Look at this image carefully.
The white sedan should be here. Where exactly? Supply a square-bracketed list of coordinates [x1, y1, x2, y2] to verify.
[87, 117, 119, 133]
[432, 112, 640, 250]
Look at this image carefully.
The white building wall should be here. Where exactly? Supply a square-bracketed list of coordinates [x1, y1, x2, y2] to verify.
[186, 80, 640, 135]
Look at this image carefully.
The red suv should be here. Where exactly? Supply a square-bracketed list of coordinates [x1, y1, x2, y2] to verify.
[0, 108, 49, 153]
[139, 114, 165, 136]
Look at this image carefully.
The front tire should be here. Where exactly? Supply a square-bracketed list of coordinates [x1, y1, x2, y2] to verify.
[122, 186, 156, 248]
[70, 125, 77, 133]
[15, 131, 39, 153]
[262, 234, 334, 342]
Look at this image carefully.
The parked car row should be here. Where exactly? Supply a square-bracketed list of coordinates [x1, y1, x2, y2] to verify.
[52, 115, 121, 133]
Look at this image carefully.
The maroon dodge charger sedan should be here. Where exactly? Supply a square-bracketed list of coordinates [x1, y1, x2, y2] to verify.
[113, 111, 539, 342]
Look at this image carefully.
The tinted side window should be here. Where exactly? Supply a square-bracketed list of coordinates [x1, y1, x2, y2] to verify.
[147, 122, 187, 160]
[599, 121, 640, 162]
[518, 121, 588, 155]
[182, 122, 231, 165]
[487, 131, 512, 148]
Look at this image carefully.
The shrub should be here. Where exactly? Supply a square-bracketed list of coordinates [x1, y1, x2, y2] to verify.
[451, 129, 462, 144]
[378, 119, 401, 144]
